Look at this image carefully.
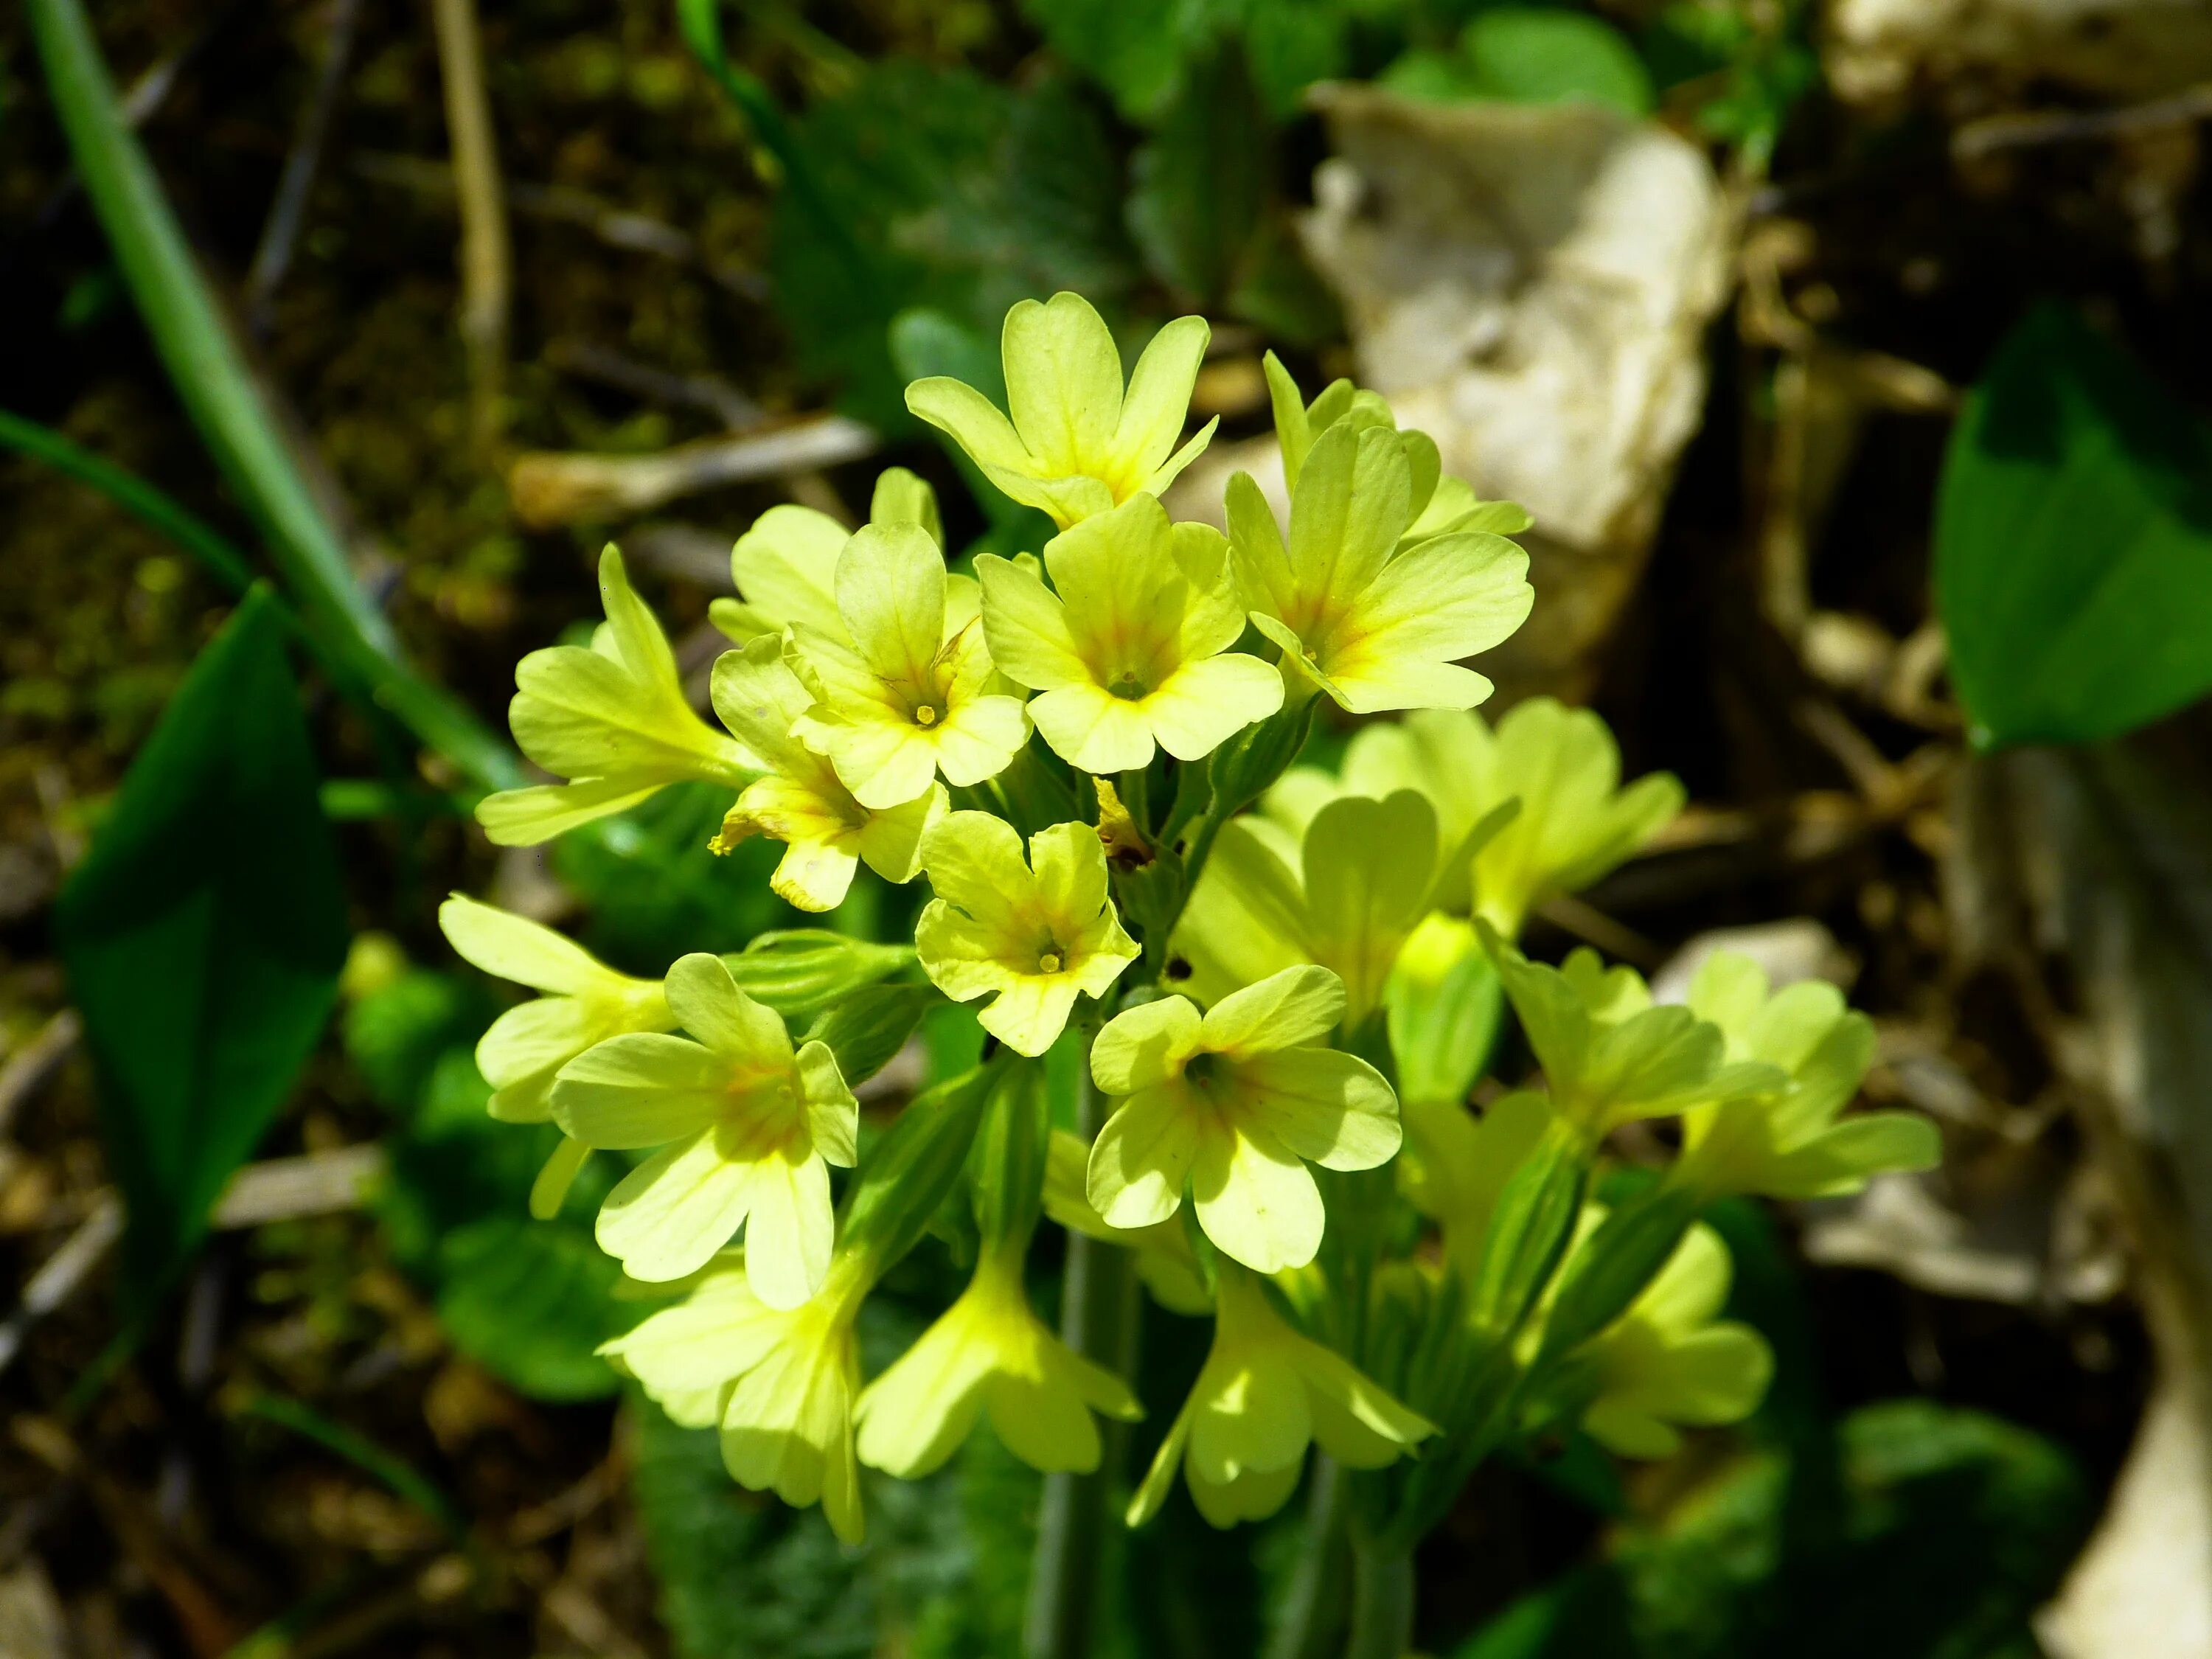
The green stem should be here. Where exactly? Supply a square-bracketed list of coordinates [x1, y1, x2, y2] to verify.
[25, 0, 521, 793]
[1344, 1539, 1415, 1659]
[1023, 1031, 1138, 1659]
[1265, 1456, 1350, 1659]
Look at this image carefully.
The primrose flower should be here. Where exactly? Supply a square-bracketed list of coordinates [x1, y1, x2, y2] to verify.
[1043, 1129, 1210, 1314]
[855, 1245, 1142, 1478]
[552, 953, 856, 1304]
[603, 1253, 867, 1543]
[709, 636, 943, 911]
[976, 494, 1282, 774]
[1226, 419, 1532, 714]
[914, 813, 1139, 1057]
[1565, 1220, 1773, 1458]
[478, 546, 761, 844]
[1088, 965, 1399, 1274]
[1671, 953, 1940, 1200]
[1128, 1264, 1436, 1528]
[1397, 1091, 1552, 1276]
[1487, 931, 1784, 1141]
[1271, 701, 1680, 931]
[436, 894, 674, 1217]
[1173, 790, 1441, 1027]
[712, 469, 967, 649]
[786, 523, 1026, 809]
[906, 293, 1217, 529]
[1263, 351, 1530, 547]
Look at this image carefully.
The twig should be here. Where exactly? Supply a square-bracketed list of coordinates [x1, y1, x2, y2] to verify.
[429, 0, 511, 455]
[1954, 83, 2212, 161]
[0, 1009, 81, 1140]
[0, 1148, 388, 1377]
[507, 417, 877, 529]
[545, 338, 763, 431]
[209, 1144, 387, 1229]
[245, 0, 365, 333]
[350, 153, 765, 299]
[0, 1196, 122, 1375]
[624, 523, 740, 589]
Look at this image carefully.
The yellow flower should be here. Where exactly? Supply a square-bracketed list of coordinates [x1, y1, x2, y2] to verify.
[905, 293, 1217, 529]
[1566, 1220, 1773, 1458]
[914, 812, 1139, 1057]
[1127, 1264, 1436, 1528]
[437, 894, 675, 1217]
[1262, 350, 1530, 548]
[1672, 953, 1939, 1200]
[1397, 1091, 1553, 1277]
[976, 494, 1282, 773]
[712, 468, 967, 648]
[1227, 420, 1532, 714]
[1087, 966, 1399, 1274]
[1270, 701, 1680, 931]
[552, 953, 856, 1304]
[1043, 1129, 1210, 1315]
[478, 546, 761, 844]
[709, 636, 945, 911]
[1486, 931, 1784, 1141]
[1173, 790, 1441, 1029]
[787, 523, 1027, 809]
[602, 1253, 868, 1543]
[855, 1244, 1141, 1478]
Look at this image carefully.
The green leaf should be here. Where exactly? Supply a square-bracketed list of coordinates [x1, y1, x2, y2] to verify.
[1452, 1400, 2090, 1659]
[1383, 9, 1655, 116]
[628, 1305, 1035, 1659]
[1019, 0, 1237, 121]
[1461, 9, 1654, 114]
[1935, 303, 2212, 749]
[1127, 44, 1269, 305]
[772, 63, 1137, 426]
[57, 588, 349, 1313]
[432, 1212, 630, 1400]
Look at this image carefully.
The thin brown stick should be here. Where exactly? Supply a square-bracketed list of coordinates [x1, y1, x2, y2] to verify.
[1954, 83, 2212, 161]
[246, 0, 365, 332]
[429, 0, 511, 455]
[507, 417, 877, 529]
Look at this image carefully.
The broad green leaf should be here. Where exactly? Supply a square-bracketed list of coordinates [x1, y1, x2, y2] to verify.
[1460, 10, 1653, 114]
[1452, 1400, 2089, 1659]
[628, 1290, 1033, 1659]
[57, 588, 349, 1312]
[1936, 303, 2212, 749]
[1020, 0, 1350, 120]
[1382, 10, 1655, 116]
[1127, 44, 1268, 305]
[772, 63, 1137, 426]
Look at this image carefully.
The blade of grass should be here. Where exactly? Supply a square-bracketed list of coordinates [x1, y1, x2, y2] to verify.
[24, 0, 522, 793]
[239, 1391, 466, 1542]
[0, 406, 256, 594]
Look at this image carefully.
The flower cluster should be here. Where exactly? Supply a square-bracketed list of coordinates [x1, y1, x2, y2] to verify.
[441, 293, 1938, 1554]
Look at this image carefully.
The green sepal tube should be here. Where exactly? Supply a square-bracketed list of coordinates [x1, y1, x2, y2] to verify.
[807, 982, 939, 1087]
[1535, 1183, 1705, 1363]
[838, 1060, 1001, 1279]
[1465, 1114, 1590, 1338]
[1385, 923, 1503, 1107]
[1206, 698, 1317, 827]
[720, 931, 915, 1020]
[971, 1058, 1049, 1252]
